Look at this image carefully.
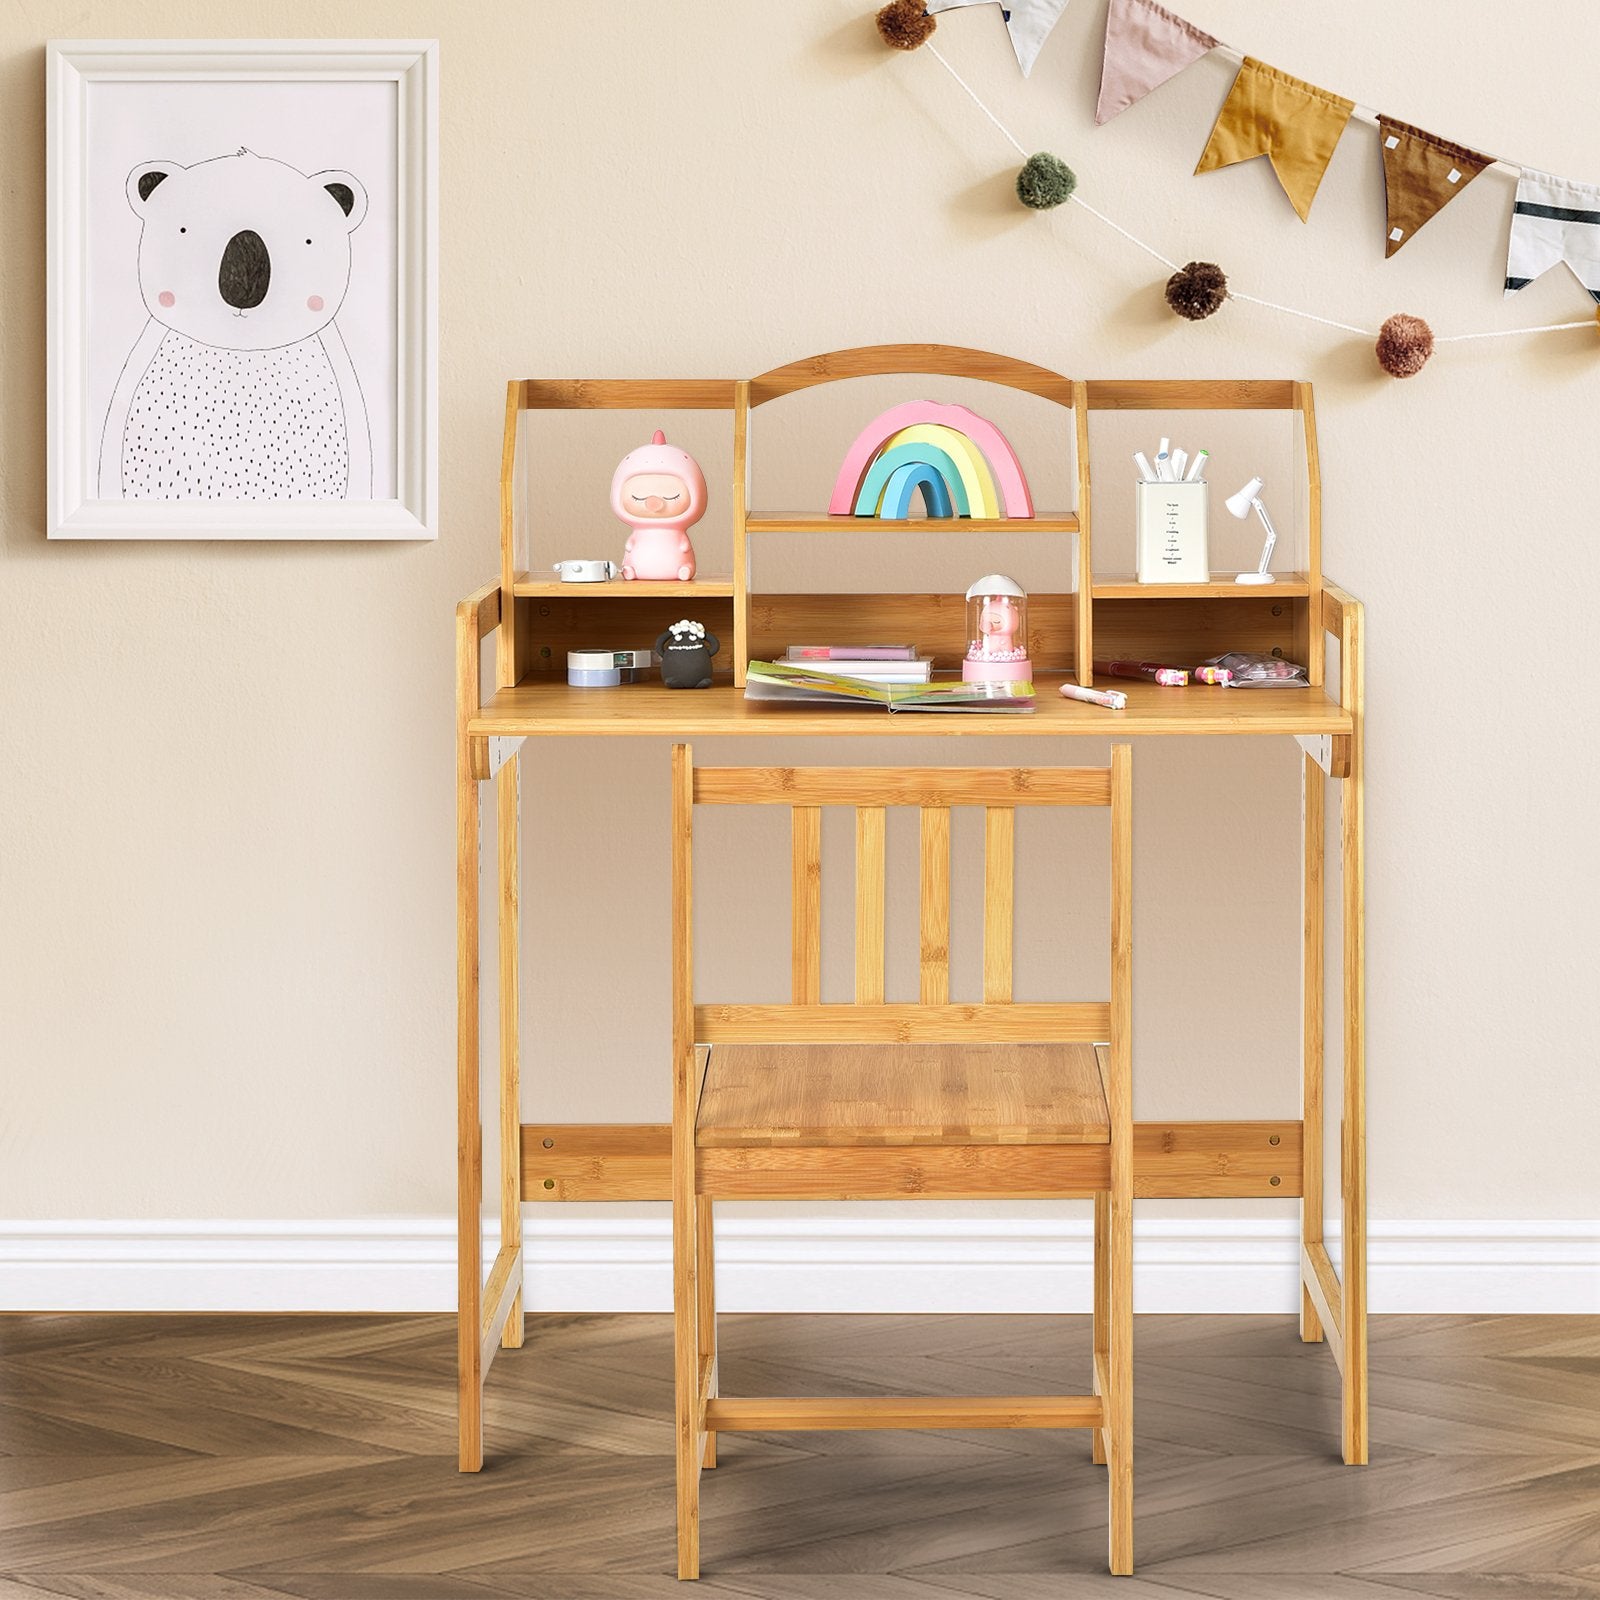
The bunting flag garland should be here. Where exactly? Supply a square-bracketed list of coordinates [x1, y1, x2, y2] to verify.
[1376, 117, 1491, 257]
[871, 3, 1600, 376]
[1196, 58, 1355, 223]
[1505, 169, 1600, 302]
[1095, 0, 1216, 126]
[925, 0, 1071, 77]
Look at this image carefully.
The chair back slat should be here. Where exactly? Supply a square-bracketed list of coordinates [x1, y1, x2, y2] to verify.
[919, 807, 951, 1005]
[696, 1001, 1111, 1044]
[792, 807, 822, 1004]
[983, 807, 1015, 1004]
[854, 807, 886, 1004]
[694, 767, 1110, 807]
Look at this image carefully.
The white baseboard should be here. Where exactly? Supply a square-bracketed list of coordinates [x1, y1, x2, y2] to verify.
[2, 1216, 1594, 1315]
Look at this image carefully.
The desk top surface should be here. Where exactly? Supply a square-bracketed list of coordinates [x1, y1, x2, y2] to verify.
[470, 674, 1354, 740]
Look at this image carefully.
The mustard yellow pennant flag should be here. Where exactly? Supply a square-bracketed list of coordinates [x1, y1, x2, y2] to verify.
[1196, 57, 1354, 222]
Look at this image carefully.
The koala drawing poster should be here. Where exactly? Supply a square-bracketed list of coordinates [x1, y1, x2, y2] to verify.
[98, 149, 372, 502]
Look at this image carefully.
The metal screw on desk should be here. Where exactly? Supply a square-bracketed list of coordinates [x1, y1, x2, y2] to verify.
[543, 1178, 555, 1189]
[1270, 1175, 1281, 1186]
[1269, 1134, 1280, 1146]
[543, 1137, 554, 1148]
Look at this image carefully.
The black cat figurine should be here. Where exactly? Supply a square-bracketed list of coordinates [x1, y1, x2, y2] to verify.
[655, 619, 720, 689]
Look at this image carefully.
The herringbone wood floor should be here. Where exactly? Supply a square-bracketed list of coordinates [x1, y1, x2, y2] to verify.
[0, 1312, 1595, 1598]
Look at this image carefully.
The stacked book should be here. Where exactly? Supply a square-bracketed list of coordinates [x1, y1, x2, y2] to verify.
[746, 644, 1035, 714]
[780, 644, 931, 682]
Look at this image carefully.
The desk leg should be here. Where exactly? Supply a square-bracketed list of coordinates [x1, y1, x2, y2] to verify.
[457, 725, 484, 1470]
[1340, 611, 1368, 1465]
[498, 756, 524, 1351]
[1300, 752, 1325, 1344]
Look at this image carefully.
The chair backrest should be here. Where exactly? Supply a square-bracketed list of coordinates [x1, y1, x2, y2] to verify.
[671, 748, 1131, 1070]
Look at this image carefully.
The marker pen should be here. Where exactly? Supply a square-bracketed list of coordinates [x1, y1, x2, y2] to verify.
[1170, 448, 1188, 482]
[1155, 450, 1174, 481]
[1095, 658, 1189, 687]
[1184, 449, 1209, 482]
[1133, 451, 1156, 481]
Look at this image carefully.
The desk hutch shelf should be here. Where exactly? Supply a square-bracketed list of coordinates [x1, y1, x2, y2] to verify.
[457, 346, 1366, 1495]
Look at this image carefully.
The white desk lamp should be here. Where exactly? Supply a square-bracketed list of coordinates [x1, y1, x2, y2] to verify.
[1225, 476, 1277, 586]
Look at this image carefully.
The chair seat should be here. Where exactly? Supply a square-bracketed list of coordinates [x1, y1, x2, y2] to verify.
[695, 1041, 1110, 1148]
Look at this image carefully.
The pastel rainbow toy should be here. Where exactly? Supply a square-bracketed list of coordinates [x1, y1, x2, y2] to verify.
[829, 400, 1034, 519]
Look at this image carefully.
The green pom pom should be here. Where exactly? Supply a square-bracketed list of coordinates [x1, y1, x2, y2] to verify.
[1016, 152, 1076, 211]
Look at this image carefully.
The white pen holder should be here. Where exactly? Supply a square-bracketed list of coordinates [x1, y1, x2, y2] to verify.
[1135, 480, 1210, 584]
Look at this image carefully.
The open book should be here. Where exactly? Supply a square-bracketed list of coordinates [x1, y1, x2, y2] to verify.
[745, 659, 1035, 712]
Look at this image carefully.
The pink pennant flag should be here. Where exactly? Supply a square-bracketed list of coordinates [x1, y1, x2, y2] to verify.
[1096, 0, 1218, 125]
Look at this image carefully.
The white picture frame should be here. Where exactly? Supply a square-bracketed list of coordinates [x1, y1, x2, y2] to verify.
[47, 39, 439, 540]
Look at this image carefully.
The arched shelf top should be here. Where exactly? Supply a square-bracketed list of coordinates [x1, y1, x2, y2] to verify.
[748, 344, 1076, 407]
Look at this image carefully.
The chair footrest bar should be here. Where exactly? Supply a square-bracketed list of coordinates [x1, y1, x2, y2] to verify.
[704, 1395, 1104, 1431]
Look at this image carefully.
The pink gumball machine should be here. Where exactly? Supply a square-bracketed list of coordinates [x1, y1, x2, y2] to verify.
[610, 430, 707, 581]
[963, 574, 1032, 683]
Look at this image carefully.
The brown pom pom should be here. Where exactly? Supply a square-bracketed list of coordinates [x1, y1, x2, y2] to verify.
[1375, 313, 1434, 378]
[876, 0, 935, 49]
[1165, 261, 1228, 321]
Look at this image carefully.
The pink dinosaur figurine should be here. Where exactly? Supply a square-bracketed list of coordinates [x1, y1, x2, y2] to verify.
[610, 429, 707, 581]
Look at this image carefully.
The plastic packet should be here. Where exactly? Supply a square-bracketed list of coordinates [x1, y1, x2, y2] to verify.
[1201, 651, 1309, 688]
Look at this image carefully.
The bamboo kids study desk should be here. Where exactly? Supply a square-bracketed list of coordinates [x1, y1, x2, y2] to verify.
[454, 346, 1367, 1474]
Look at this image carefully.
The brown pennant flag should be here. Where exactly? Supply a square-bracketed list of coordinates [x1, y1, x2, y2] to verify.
[1196, 57, 1354, 222]
[1377, 116, 1492, 257]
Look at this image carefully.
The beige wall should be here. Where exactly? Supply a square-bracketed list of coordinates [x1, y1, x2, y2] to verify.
[4, 0, 1598, 1239]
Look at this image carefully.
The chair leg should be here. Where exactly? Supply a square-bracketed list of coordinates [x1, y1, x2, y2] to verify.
[1106, 1178, 1133, 1576]
[1091, 1190, 1108, 1466]
[674, 1173, 701, 1579]
[697, 1196, 718, 1469]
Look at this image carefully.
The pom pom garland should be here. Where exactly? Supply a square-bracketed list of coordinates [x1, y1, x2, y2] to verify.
[875, 0, 935, 50]
[1375, 313, 1435, 378]
[1016, 152, 1077, 211]
[1165, 261, 1229, 321]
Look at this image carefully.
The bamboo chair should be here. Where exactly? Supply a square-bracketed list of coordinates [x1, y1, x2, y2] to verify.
[670, 744, 1134, 1579]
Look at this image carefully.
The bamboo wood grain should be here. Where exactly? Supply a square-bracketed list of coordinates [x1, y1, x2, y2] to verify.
[1091, 1202, 1109, 1464]
[523, 1119, 1302, 1201]
[695, 767, 1112, 807]
[670, 744, 702, 1578]
[497, 383, 522, 689]
[1091, 572, 1311, 600]
[698, 1141, 1111, 1199]
[1303, 1242, 1346, 1373]
[855, 807, 885, 1004]
[1298, 382, 1325, 689]
[1084, 379, 1297, 410]
[705, 1395, 1104, 1431]
[497, 757, 523, 1350]
[1339, 595, 1368, 1465]
[520, 378, 736, 409]
[732, 381, 750, 687]
[791, 808, 821, 1005]
[695, 1002, 1111, 1044]
[1073, 379, 1094, 687]
[472, 674, 1351, 741]
[748, 344, 1075, 406]
[697, 1197, 717, 1470]
[1107, 743, 1134, 1575]
[695, 1042, 1109, 1148]
[983, 808, 1014, 1003]
[919, 808, 950, 1006]
[1301, 750, 1326, 1345]
[743, 514, 1079, 534]
[478, 1244, 522, 1376]
[455, 598, 485, 1473]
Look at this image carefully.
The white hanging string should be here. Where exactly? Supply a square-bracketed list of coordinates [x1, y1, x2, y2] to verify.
[917, 35, 1594, 350]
